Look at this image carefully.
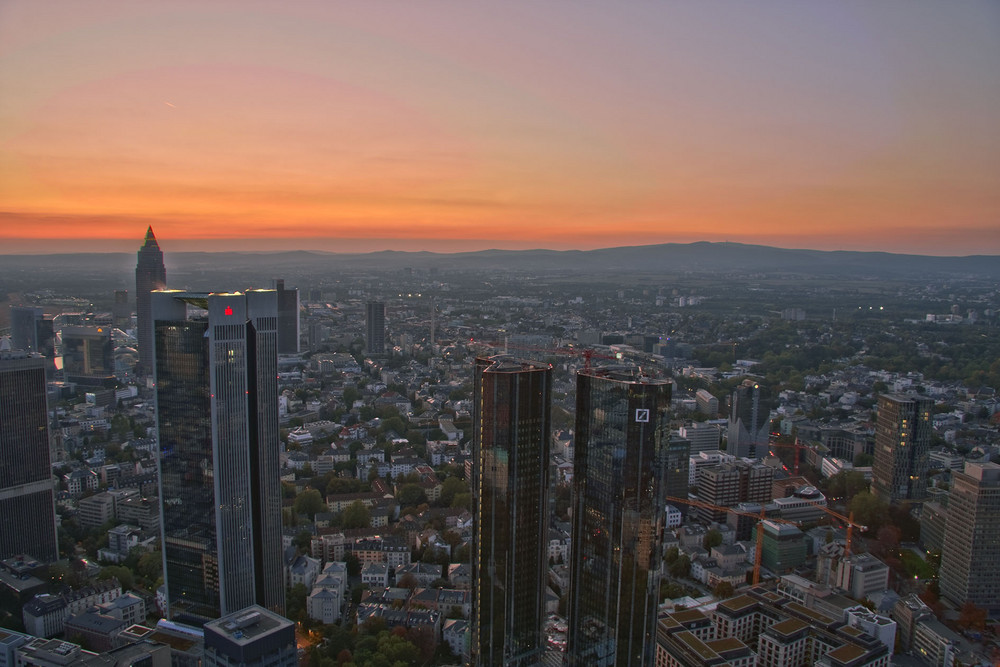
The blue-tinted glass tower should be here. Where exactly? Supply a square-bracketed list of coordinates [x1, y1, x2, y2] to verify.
[153, 290, 283, 622]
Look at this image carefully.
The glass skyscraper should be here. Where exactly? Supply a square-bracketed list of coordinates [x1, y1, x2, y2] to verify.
[272, 279, 300, 354]
[136, 226, 167, 377]
[61, 325, 115, 387]
[365, 301, 385, 354]
[566, 367, 671, 667]
[0, 349, 58, 563]
[727, 380, 770, 458]
[10, 306, 55, 358]
[153, 290, 284, 622]
[472, 356, 552, 666]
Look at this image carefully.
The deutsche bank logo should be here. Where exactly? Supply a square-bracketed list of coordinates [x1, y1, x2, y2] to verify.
[635, 409, 650, 423]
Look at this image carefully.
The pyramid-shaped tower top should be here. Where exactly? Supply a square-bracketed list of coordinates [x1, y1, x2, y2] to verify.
[144, 226, 158, 245]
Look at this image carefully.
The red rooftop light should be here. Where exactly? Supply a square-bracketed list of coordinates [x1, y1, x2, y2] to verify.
[224, 306, 233, 316]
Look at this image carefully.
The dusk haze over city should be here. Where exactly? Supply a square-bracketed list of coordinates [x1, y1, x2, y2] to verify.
[2, 0, 999, 255]
[3, 3, 1000, 667]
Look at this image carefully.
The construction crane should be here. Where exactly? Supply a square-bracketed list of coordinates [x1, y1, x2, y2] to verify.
[812, 506, 866, 558]
[664, 496, 798, 585]
[469, 338, 622, 372]
[766, 439, 812, 476]
[664, 495, 867, 585]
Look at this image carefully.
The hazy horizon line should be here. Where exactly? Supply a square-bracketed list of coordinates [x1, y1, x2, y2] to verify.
[1, 238, 997, 259]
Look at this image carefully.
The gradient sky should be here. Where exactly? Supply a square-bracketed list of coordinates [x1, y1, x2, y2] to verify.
[2, 1, 998, 255]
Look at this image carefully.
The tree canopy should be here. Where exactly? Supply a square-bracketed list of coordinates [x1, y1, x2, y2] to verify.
[342, 500, 371, 529]
[294, 488, 325, 520]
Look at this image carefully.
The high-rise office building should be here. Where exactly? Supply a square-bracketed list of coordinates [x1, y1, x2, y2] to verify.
[0, 348, 59, 562]
[566, 367, 672, 667]
[135, 226, 167, 376]
[10, 306, 55, 358]
[152, 290, 284, 622]
[678, 422, 722, 454]
[727, 380, 770, 458]
[871, 393, 932, 505]
[472, 356, 552, 666]
[939, 462, 1000, 616]
[696, 461, 774, 523]
[694, 389, 718, 417]
[61, 325, 115, 387]
[112, 290, 130, 328]
[365, 301, 385, 355]
[271, 279, 300, 355]
[665, 435, 691, 516]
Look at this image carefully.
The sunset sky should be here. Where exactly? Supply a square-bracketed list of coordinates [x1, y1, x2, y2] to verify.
[1, 1, 998, 255]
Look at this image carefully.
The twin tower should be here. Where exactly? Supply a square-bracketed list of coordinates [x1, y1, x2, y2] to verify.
[472, 357, 673, 666]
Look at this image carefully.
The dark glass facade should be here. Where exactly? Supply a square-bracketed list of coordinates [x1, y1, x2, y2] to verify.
[871, 393, 932, 505]
[136, 226, 167, 376]
[566, 367, 671, 667]
[10, 306, 54, 357]
[472, 357, 552, 666]
[0, 352, 58, 562]
[61, 325, 115, 386]
[665, 435, 691, 516]
[727, 380, 769, 458]
[273, 279, 300, 354]
[154, 291, 284, 622]
[365, 301, 385, 354]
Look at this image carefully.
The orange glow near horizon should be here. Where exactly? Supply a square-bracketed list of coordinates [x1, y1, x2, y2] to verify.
[1, 2, 998, 256]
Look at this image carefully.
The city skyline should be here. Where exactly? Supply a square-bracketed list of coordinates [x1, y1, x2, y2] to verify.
[3, 224, 1000, 661]
[2, 1, 999, 256]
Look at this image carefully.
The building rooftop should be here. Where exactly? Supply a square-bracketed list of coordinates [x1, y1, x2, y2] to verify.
[674, 631, 717, 660]
[825, 641, 868, 664]
[670, 609, 709, 625]
[204, 605, 293, 647]
[768, 617, 810, 638]
[24, 593, 67, 616]
[717, 594, 757, 614]
[65, 611, 125, 634]
[706, 636, 746, 653]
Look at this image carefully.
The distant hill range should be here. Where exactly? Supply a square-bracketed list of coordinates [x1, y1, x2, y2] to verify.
[3, 242, 999, 280]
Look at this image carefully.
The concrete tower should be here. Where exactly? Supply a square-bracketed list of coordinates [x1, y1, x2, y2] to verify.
[939, 462, 1000, 616]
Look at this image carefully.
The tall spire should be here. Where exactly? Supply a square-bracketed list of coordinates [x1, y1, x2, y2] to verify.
[136, 226, 167, 376]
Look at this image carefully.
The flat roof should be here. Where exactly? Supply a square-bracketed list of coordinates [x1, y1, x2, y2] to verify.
[706, 637, 747, 653]
[769, 617, 810, 637]
[671, 609, 709, 624]
[718, 594, 757, 613]
[826, 642, 868, 663]
[146, 631, 199, 652]
[674, 631, 718, 660]
[203, 605, 292, 646]
[785, 601, 836, 625]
